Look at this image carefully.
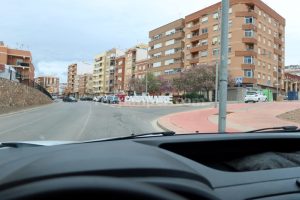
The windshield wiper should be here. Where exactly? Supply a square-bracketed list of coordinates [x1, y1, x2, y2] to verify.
[246, 126, 299, 133]
[85, 131, 176, 143]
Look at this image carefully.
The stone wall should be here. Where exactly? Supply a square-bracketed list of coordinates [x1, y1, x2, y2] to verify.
[0, 78, 52, 113]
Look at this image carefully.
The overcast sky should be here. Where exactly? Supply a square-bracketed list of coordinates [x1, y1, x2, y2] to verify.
[1, 0, 299, 83]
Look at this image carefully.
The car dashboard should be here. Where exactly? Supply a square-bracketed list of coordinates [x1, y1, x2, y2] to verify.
[1, 133, 300, 200]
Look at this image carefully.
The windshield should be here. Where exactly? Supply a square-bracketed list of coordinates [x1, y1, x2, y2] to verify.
[0, 0, 299, 142]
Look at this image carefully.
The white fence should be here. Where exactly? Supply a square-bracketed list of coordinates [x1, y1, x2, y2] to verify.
[125, 96, 173, 104]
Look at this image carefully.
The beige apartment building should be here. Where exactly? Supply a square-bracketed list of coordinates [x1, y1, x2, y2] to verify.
[35, 76, 59, 96]
[93, 49, 124, 95]
[148, 19, 185, 79]
[124, 44, 148, 92]
[184, 0, 285, 91]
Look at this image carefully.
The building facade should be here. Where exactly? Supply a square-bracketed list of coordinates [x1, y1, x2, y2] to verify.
[0, 42, 35, 84]
[124, 44, 148, 92]
[148, 19, 185, 79]
[115, 56, 126, 93]
[35, 76, 59, 96]
[93, 49, 124, 95]
[67, 62, 93, 97]
[135, 59, 149, 79]
[184, 0, 285, 92]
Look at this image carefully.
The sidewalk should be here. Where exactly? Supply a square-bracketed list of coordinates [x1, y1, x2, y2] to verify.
[157, 102, 300, 133]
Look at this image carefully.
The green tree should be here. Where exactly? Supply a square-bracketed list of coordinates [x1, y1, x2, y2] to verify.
[142, 72, 161, 95]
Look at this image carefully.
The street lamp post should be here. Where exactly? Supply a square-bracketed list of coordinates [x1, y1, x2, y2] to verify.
[218, 0, 229, 133]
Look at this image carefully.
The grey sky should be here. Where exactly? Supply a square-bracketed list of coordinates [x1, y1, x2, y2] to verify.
[1, 0, 299, 83]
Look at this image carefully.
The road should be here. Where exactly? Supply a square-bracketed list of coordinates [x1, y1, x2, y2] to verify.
[0, 101, 209, 142]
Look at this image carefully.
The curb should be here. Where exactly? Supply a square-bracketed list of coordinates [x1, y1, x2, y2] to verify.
[0, 102, 54, 117]
[156, 119, 173, 132]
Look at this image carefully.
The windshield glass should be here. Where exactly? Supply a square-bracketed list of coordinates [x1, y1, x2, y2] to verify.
[0, 0, 299, 142]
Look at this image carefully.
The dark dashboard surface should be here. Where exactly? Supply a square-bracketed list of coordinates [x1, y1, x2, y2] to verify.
[1, 133, 300, 200]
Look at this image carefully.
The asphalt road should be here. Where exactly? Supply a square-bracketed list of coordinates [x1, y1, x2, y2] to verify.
[0, 101, 208, 142]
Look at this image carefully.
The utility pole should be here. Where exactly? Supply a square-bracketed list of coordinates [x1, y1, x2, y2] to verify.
[145, 71, 148, 95]
[218, 0, 229, 133]
[214, 8, 221, 108]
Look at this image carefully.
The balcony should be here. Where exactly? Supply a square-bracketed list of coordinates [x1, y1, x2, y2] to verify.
[242, 37, 257, 44]
[188, 57, 199, 64]
[190, 24, 200, 32]
[274, 37, 283, 45]
[241, 64, 255, 70]
[274, 48, 283, 56]
[242, 24, 257, 31]
[189, 45, 208, 53]
[235, 11, 258, 18]
[243, 77, 257, 84]
[273, 71, 282, 77]
[235, 50, 257, 58]
[190, 33, 209, 43]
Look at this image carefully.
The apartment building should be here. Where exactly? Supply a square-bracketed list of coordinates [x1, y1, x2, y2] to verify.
[0, 42, 35, 84]
[78, 73, 93, 97]
[184, 0, 285, 91]
[35, 76, 59, 96]
[67, 62, 93, 96]
[124, 44, 148, 92]
[93, 49, 124, 95]
[148, 19, 185, 79]
[115, 56, 126, 92]
[135, 59, 149, 79]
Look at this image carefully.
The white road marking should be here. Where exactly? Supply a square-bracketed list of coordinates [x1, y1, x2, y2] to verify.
[77, 103, 92, 139]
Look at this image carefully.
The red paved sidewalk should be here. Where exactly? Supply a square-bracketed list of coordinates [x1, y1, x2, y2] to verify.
[157, 102, 300, 133]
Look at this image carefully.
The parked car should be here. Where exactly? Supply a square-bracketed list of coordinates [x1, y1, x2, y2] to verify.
[63, 96, 77, 102]
[102, 96, 108, 103]
[93, 96, 100, 102]
[80, 97, 93, 101]
[244, 91, 267, 103]
[107, 96, 119, 104]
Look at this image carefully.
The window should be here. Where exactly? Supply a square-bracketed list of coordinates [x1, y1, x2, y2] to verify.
[268, 75, 271, 81]
[201, 39, 208, 46]
[165, 29, 175, 36]
[212, 36, 219, 45]
[258, 35, 261, 42]
[165, 59, 174, 65]
[244, 56, 254, 64]
[268, 29, 272, 35]
[165, 39, 175, 46]
[228, 58, 231, 64]
[268, 17, 272, 24]
[245, 29, 254, 37]
[118, 60, 123, 65]
[213, 24, 219, 31]
[229, 7, 232, 14]
[153, 62, 161, 68]
[154, 43, 162, 49]
[228, 32, 232, 39]
[258, 23, 262, 29]
[263, 26, 266, 32]
[187, 34, 192, 39]
[228, 20, 232, 27]
[244, 69, 253, 78]
[212, 48, 219, 56]
[201, 28, 208, 34]
[201, 15, 208, 23]
[186, 44, 191, 49]
[263, 38, 266, 44]
[213, 12, 219, 19]
[259, 10, 262, 16]
[165, 49, 175, 55]
[187, 23, 193, 28]
[153, 71, 161, 77]
[258, 73, 261, 79]
[200, 50, 208, 57]
[258, 48, 261, 55]
[258, 60, 261, 66]
[153, 52, 162, 57]
[245, 17, 254, 24]
[268, 40, 271, 46]
[262, 74, 265, 80]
